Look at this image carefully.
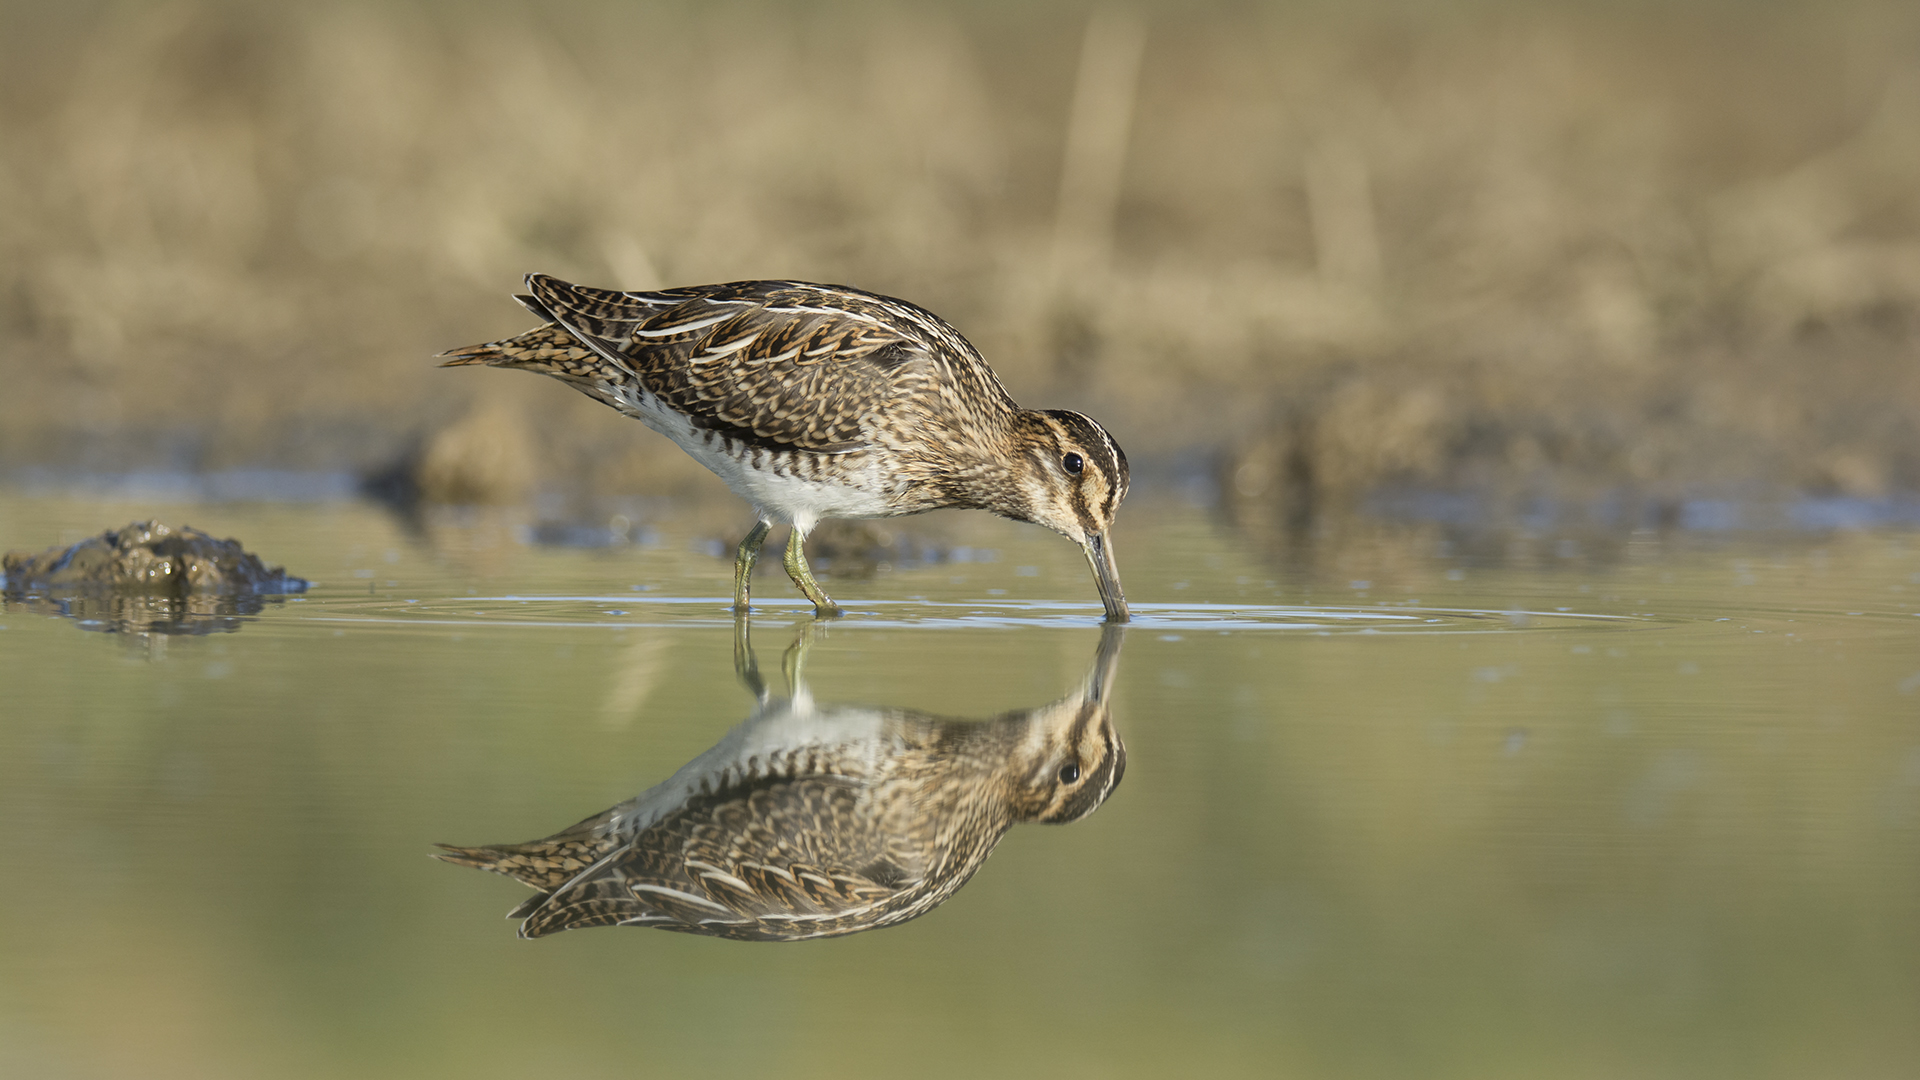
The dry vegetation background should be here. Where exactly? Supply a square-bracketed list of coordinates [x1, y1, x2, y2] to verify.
[2, 0, 1918, 521]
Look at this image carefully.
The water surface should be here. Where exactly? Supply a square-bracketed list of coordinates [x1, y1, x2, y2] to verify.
[2, 493, 1916, 1079]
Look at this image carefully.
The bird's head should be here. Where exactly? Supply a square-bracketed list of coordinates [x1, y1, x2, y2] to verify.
[1001, 624, 1128, 823]
[1008, 409, 1131, 621]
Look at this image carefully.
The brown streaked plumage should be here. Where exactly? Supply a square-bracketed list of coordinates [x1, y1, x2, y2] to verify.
[435, 624, 1126, 941]
[442, 275, 1130, 620]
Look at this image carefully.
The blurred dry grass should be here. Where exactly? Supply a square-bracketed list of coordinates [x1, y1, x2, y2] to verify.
[1, 0, 1917, 515]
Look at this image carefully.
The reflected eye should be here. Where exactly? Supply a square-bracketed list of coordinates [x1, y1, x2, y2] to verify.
[1062, 452, 1084, 475]
[1058, 762, 1081, 784]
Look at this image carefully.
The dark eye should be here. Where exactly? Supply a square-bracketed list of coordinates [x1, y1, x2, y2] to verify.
[1058, 762, 1081, 784]
[1062, 452, 1084, 475]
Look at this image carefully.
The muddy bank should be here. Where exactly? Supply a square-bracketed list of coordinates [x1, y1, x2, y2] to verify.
[3, 521, 308, 634]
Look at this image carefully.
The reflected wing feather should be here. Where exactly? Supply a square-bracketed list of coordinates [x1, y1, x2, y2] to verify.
[511, 773, 915, 937]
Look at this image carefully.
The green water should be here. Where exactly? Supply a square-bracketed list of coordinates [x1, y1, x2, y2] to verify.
[3, 494, 1917, 1079]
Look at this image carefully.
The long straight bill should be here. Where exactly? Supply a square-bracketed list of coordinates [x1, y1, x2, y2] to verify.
[1081, 531, 1129, 623]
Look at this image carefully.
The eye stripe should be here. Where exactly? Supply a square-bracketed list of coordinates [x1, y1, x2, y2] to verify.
[1037, 409, 1128, 528]
[1096, 734, 1124, 805]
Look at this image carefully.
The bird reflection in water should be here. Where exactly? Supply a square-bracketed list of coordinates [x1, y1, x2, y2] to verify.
[437, 623, 1126, 941]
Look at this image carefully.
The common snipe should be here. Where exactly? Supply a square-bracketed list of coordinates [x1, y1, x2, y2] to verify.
[443, 276, 1130, 620]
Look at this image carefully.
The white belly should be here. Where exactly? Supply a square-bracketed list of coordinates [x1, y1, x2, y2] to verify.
[615, 384, 898, 532]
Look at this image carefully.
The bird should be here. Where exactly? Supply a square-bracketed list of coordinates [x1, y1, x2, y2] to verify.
[435, 623, 1127, 941]
[441, 275, 1130, 620]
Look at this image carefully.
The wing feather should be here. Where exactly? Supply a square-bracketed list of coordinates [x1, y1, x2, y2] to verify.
[523, 274, 993, 454]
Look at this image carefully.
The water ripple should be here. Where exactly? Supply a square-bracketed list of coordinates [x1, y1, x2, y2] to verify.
[291, 594, 1658, 634]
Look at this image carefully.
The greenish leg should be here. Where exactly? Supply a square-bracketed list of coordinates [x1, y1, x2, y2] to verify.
[782, 526, 841, 617]
[733, 519, 772, 612]
[780, 621, 820, 695]
[732, 613, 767, 700]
